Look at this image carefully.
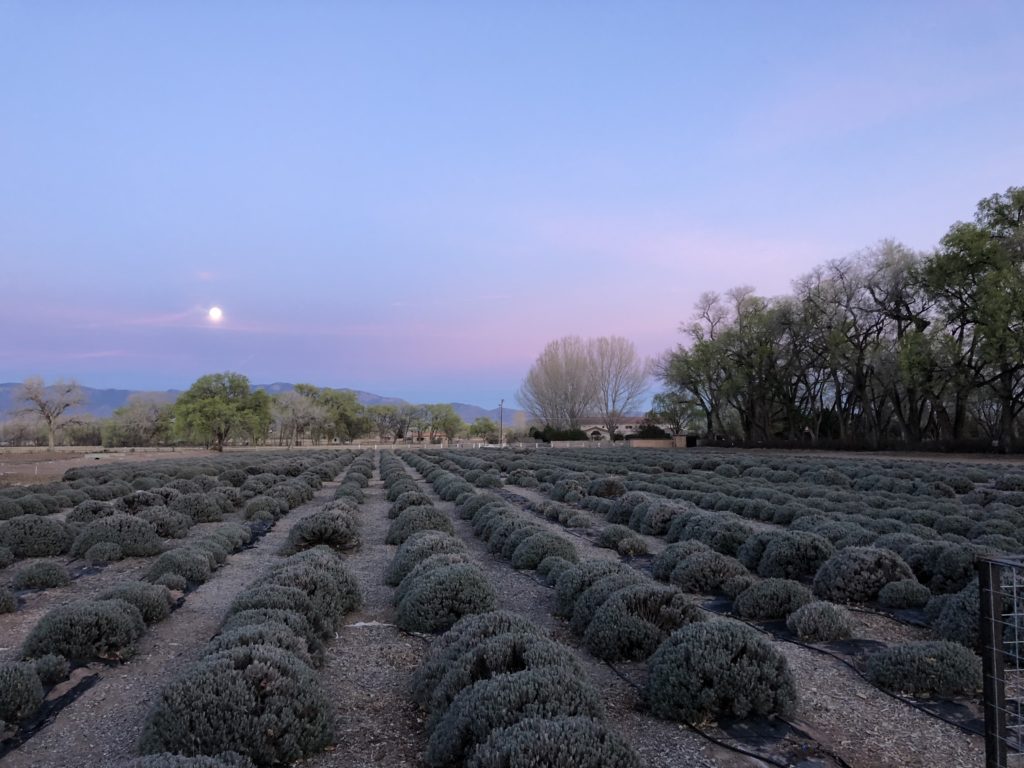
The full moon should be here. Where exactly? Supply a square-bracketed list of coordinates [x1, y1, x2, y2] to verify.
[208, 306, 223, 322]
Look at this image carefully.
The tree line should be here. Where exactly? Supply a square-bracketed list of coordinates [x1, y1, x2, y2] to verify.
[2, 373, 510, 450]
[656, 187, 1024, 452]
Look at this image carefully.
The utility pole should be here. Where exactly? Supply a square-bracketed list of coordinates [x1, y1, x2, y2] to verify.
[499, 399, 504, 447]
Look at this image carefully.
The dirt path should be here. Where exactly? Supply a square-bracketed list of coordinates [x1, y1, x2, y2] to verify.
[304, 457, 427, 768]
[3, 481, 343, 768]
[418, 471, 985, 768]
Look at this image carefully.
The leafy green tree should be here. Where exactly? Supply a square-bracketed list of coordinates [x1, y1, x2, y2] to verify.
[469, 417, 499, 442]
[925, 187, 1024, 452]
[173, 372, 270, 451]
[426, 404, 464, 442]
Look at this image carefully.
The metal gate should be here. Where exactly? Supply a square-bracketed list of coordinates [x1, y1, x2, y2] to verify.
[979, 555, 1024, 767]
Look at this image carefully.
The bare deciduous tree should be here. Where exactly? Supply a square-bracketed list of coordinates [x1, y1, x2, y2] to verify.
[517, 336, 598, 430]
[15, 377, 85, 450]
[589, 336, 651, 439]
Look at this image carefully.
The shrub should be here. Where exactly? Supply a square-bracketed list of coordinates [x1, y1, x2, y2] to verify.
[386, 506, 455, 545]
[722, 574, 758, 600]
[555, 560, 635, 616]
[138, 645, 333, 766]
[756, 532, 834, 581]
[12, 560, 71, 590]
[646, 619, 796, 723]
[0, 544, 14, 568]
[384, 531, 467, 587]
[22, 598, 145, 661]
[597, 525, 635, 549]
[145, 548, 214, 586]
[137, 507, 193, 539]
[390, 491, 433, 518]
[1, 586, 16, 613]
[425, 632, 581, 725]
[511, 531, 578, 570]
[281, 510, 359, 554]
[424, 667, 603, 767]
[67, 500, 115, 525]
[71, 515, 163, 559]
[394, 553, 472, 607]
[698, 519, 755, 557]
[264, 549, 361, 631]
[412, 611, 539, 705]
[0, 662, 43, 722]
[569, 572, 647, 635]
[32, 653, 70, 685]
[0, 498, 23, 521]
[501, 525, 545, 560]
[617, 535, 649, 556]
[220, 608, 321, 657]
[116, 490, 165, 514]
[733, 579, 814, 620]
[465, 715, 640, 768]
[786, 601, 854, 642]
[933, 581, 979, 649]
[584, 584, 704, 661]
[0, 515, 73, 557]
[244, 495, 285, 520]
[812, 547, 915, 604]
[537, 556, 574, 585]
[669, 551, 748, 594]
[396, 563, 497, 633]
[587, 477, 628, 498]
[98, 581, 173, 624]
[204, 622, 314, 669]
[866, 641, 982, 697]
[85, 541, 124, 563]
[153, 572, 187, 591]
[169, 493, 224, 522]
[878, 580, 931, 609]
[651, 541, 711, 581]
[631, 501, 677, 537]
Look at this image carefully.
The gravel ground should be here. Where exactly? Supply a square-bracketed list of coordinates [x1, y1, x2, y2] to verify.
[2, 480, 344, 768]
[303, 458, 428, 768]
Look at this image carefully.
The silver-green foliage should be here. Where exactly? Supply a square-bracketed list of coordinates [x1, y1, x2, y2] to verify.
[138, 645, 332, 766]
[866, 641, 981, 697]
[465, 716, 640, 768]
[396, 563, 497, 633]
[0, 661, 43, 722]
[22, 598, 145, 661]
[424, 667, 604, 767]
[646, 619, 797, 723]
[785, 601, 854, 642]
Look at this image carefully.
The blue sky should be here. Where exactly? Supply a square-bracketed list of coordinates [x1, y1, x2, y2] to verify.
[1, 1, 1021, 407]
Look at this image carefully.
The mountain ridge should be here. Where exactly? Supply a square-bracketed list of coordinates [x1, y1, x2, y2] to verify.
[0, 382, 525, 426]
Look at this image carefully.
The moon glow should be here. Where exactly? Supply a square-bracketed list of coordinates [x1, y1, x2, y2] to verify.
[208, 306, 223, 322]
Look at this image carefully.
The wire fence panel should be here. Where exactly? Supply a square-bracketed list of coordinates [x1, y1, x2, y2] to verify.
[979, 556, 1024, 767]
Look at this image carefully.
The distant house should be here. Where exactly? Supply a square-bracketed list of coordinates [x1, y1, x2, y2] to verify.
[579, 417, 670, 442]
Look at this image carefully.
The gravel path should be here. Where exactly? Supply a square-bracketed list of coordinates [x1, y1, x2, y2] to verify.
[304, 456, 427, 768]
[3, 481, 343, 768]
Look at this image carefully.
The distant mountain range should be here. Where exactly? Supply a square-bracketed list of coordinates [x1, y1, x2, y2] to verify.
[0, 382, 526, 426]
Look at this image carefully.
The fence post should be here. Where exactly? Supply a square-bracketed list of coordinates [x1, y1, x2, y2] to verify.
[980, 558, 1008, 768]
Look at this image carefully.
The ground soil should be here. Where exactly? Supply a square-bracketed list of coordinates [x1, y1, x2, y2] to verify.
[0, 449, 216, 486]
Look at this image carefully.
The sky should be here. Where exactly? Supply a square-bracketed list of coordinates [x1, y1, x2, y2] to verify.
[1, 2, 1022, 408]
